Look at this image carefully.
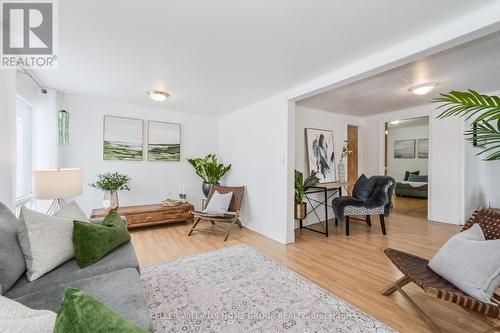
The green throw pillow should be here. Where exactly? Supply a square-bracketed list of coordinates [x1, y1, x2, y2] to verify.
[53, 288, 149, 333]
[73, 211, 131, 268]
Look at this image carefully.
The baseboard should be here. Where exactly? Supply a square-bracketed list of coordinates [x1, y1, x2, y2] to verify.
[489, 202, 500, 209]
[428, 213, 463, 225]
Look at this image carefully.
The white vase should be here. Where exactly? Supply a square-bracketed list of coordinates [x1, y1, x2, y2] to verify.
[338, 160, 346, 181]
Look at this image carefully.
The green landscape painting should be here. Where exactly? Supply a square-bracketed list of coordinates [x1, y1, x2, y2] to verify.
[103, 116, 143, 161]
[148, 121, 181, 161]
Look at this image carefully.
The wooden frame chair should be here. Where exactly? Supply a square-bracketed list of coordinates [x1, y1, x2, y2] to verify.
[187, 185, 245, 241]
[381, 208, 500, 333]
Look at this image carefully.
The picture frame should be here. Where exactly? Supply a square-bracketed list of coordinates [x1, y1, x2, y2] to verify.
[418, 138, 428, 159]
[305, 128, 336, 183]
[394, 139, 415, 159]
[148, 120, 181, 161]
[103, 115, 144, 161]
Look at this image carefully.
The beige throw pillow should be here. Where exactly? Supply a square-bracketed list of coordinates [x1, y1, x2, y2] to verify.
[18, 207, 75, 281]
[0, 295, 56, 333]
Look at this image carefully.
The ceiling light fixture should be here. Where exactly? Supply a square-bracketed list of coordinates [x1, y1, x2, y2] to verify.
[390, 120, 400, 125]
[148, 90, 170, 102]
[409, 82, 438, 96]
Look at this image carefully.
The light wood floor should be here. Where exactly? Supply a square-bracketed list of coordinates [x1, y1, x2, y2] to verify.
[393, 195, 428, 219]
[130, 212, 489, 333]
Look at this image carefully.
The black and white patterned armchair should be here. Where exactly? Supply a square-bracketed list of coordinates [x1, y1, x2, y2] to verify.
[332, 176, 395, 236]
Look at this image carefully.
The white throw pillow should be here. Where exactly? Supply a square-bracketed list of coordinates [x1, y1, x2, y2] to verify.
[428, 223, 500, 305]
[0, 295, 56, 333]
[203, 191, 233, 214]
[55, 200, 88, 221]
[18, 207, 75, 281]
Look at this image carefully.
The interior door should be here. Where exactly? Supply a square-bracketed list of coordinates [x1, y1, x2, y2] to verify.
[347, 125, 358, 194]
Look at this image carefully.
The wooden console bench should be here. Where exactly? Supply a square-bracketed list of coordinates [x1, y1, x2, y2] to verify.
[91, 203, 194, 229]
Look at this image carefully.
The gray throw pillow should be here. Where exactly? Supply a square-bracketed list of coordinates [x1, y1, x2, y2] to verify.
[203, 191, 233, 214]
[0, 202, 26, 295]
[55, 200, 88, 222]
[18, 207, 75, 281]
[352, 174, 373, 202]
[428, 224, 500, 304]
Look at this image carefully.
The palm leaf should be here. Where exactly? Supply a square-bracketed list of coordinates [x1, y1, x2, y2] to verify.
[434, 90, 500, 160]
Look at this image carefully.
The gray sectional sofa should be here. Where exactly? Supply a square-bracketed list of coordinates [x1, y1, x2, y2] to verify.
[0, 202, 151, 330]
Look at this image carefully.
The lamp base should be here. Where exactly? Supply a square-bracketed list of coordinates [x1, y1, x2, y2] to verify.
[47, 198, 66, 215]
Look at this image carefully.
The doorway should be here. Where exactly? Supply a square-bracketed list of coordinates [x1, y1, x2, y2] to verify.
[347, 125, 358, 194]
[384, 116, 429, 219]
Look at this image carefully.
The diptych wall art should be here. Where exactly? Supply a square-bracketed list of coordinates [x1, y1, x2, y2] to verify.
[394, 139, 416, 159]
[148, 121, 181, 161]
[103, 116, 144, 161]
[305, 128, 336, 183]
[418, 139, 429, 159]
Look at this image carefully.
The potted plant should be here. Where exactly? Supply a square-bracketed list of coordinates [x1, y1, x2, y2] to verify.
[90, 172, 131, 211]
[294, 170, 319, 220]
[187, 154, 231, 197]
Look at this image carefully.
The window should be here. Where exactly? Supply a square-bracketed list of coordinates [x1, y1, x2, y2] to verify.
[15, 96, 33, 205]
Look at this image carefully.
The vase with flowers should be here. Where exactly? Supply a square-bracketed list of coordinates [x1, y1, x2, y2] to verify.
[90, 172, 131, 211]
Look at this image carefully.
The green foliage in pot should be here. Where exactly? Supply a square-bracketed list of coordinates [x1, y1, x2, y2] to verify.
[434, 90, 500, 160]
[187, 154, 231, 184]
[90, 172, 131, 191]
[294, 170, 319, 204]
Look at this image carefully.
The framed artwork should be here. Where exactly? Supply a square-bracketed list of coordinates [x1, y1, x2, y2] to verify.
[103, 116, 143, 161]
[418, 139, 428, 159]
[148, 120, 181, 161]
[305, 128, 336, 183]
[394, 139, 415, 159]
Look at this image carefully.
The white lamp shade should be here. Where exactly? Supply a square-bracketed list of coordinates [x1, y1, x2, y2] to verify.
[33, 168, 83, 200]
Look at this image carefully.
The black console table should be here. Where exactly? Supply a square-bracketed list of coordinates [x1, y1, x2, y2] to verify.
[298, 181, 350, 237]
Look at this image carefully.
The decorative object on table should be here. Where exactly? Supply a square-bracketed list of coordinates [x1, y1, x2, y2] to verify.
[294, 170, 319, 220]
[141, 245, 396, 333]
[332, 175, 395, 236]
[305, 128, 336, 183]
[73, 211, 131, 268]
[418, 138, 428, 158]
[161, 198, 183, 207]
[337, 141, 351, 182]
[178, 184, 187, 203]
[91, 203, 194, 229]
[103, 116, 143, 161]
[147, 120, 181, 161]
[89, 172, 131, 211]
[434, 90, 500, 160]
[53, 288, 149, 333]
[33, 168, 83, 215]
[188, 185, 244, 241]
[187, 154, 231, 197]
[394, 139, 415, 158]
[381, 208, 500, 333]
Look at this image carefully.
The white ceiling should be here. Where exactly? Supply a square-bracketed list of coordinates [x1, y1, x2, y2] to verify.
[298, 31, 500, 116]
[34, 0, 497, 115]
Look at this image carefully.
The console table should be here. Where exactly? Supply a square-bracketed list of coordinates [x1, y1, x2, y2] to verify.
[91, 203, 194, 229]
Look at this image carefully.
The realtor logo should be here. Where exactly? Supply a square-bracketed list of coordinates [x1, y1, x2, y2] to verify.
[1, 0, 57, 68]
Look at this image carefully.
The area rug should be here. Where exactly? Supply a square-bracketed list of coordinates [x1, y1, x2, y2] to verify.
[140, 245, 397, 332]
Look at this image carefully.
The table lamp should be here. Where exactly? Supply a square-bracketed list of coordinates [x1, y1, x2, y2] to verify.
[33, 168, 83, 215]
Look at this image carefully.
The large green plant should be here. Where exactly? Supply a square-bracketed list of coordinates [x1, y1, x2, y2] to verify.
[187, 154, 231, 184]
[90, 172, 131, 191]
[434, 90, 500, 160]
[294, 170, 319, 204]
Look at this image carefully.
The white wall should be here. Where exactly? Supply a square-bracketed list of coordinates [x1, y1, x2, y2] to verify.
[0, 71, 16, 210]
[387, 124, 428, 181]
[294, 106, 362, 226]
[217, 94, 291, 244]
[59, 94, 218, 215]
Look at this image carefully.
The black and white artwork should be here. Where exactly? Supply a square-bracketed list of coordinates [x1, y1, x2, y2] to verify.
[394, 139, 415, 158]
[305, 128, 336, 183]
[418, 139, 428, 158]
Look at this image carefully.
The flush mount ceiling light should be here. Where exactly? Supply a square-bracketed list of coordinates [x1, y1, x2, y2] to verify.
[409, 82, 438, 96]
[148, 90, 170, 102]
[390, 120, 400, 125]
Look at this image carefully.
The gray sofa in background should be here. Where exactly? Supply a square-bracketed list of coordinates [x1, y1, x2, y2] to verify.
[0, 202, 151, 330]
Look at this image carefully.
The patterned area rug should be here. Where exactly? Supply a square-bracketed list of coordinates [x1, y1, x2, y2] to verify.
[141, 245, 397, 332]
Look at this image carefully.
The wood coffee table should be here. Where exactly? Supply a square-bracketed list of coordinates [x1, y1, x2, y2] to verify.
[91, 203, 194, 229]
